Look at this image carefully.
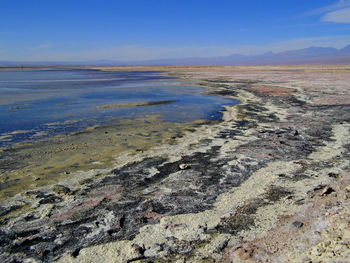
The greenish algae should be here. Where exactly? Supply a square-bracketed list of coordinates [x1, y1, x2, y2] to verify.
[0, 115, 209, 201]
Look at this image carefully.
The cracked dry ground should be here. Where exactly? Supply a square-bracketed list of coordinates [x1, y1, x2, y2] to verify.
[1, 66, 350, 263]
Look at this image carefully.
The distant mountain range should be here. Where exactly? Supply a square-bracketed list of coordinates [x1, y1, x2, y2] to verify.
[1, 44, 350, 67]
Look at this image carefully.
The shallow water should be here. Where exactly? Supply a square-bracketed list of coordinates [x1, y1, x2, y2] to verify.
[0, 68, 238, 147]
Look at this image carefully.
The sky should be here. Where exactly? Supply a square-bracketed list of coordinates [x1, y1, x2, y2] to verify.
[1, 0, 350, 61]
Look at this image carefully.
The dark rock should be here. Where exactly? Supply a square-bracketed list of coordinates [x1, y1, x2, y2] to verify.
[292, 221, 304, 228]
[52, 185, 72, 195]
[321, 186, 335, 196]
[0, 205, 23, 217]
[328, 172, 338, 178]
[38, 194, 63, 204]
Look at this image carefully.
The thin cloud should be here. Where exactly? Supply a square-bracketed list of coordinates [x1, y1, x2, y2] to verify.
[30, 43, 54, 50]
[303, 0, 350, 16]
[322, 7, 350, 23]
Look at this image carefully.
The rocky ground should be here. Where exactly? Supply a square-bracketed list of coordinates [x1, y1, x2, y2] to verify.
[1, 65, 350, 262]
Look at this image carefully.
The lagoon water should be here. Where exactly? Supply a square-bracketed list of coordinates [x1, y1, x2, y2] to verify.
[0, 68, 238, 147]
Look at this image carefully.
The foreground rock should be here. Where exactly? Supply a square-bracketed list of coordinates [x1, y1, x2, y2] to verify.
[1, 65, 350, 262]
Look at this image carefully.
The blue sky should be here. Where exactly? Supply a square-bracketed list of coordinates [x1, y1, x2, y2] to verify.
[1, 0, 350, 61]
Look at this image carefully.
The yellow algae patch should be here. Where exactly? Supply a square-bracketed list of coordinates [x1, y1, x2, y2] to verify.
[56, 240, 141, 263]
[0, 115, 204, 201]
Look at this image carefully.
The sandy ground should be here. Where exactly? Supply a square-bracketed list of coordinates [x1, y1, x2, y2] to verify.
[1, 65, 350, 263]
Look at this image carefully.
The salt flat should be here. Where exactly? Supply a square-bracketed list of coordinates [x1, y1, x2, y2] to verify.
[1, 65, 350, 262]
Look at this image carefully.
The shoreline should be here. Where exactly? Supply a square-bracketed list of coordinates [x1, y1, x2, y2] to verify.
[1, 65, 350, 262]
[0, 68, 231, 201]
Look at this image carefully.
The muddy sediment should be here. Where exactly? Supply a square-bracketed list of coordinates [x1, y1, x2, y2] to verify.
[1, 65, 350, 262]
